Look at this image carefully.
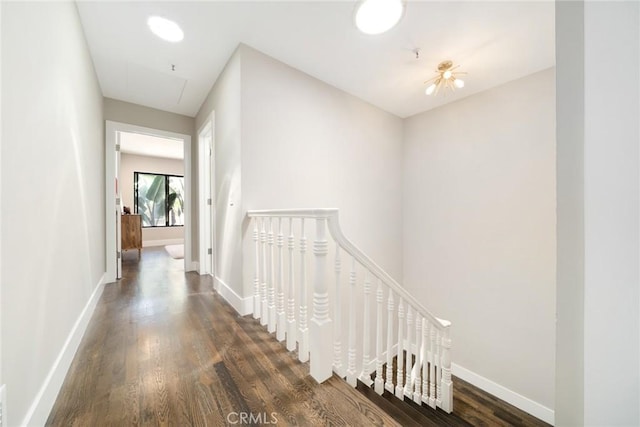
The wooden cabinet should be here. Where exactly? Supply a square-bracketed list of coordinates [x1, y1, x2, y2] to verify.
[121, 214, 142, 259]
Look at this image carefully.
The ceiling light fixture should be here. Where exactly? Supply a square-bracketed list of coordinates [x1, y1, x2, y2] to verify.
[147, 16, 184, 43]
[424, 60, 467, 96]
[355, 0, 404, 35]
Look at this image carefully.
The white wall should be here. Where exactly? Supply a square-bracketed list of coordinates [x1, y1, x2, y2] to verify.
[195, 48, 243, 294]
[555, 2, 585, 425]
[403, 69, 556, 420]
[105, 98, 195, 138]
[582, 2, 639, 425]
[120, 153, 184, 246]
[240, 45, 404, 297]
[195, 44, 404, 309]
[0, 0, 4, 393]
[1, 3, 104, 425]
[556, 2, 640, 424]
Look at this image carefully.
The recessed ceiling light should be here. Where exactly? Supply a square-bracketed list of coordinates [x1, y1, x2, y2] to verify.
[147, 16, 184, 43]
[355, 0, 404, 35]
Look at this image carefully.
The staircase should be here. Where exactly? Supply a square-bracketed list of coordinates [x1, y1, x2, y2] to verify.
[246, 209, 453, 415]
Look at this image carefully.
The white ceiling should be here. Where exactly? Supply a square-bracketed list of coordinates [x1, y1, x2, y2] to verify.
[76, 1, 555, 119]
[120, 131, 184, 159]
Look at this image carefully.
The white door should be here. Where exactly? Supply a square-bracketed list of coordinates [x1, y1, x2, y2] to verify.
[115, 131, 122, 278]
[206, 142, 213, 276]
[198, 120, 214, 276]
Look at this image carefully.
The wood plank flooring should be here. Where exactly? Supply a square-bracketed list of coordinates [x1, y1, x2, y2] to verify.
[361, 354, 550, 427]
[358, 377, 550, 427]
[48, 247, 550, 427]
[46, 247, 400, 426]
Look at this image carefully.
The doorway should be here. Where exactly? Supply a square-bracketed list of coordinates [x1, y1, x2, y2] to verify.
[105, 120, 193, 282]
[198, 114, 215, 278]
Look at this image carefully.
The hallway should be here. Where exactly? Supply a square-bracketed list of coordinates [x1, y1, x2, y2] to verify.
[46, 247, 400, 426]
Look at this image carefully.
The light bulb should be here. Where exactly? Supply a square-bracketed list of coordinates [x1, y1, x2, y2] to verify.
[148, 16, 184, 42]
[443, 70, 452, 80]
[425, 83, 436, 95]
[355, 0, 404, 35]
[454, 79, 465, 88]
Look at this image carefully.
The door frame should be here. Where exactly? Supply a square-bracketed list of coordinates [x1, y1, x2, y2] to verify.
[105, 120, 193, 283]
[197, 113, 216, 277]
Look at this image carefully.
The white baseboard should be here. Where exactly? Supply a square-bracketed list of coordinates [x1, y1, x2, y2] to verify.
[361, 351, 554, 425]
[214, 277, 252, 316]
[143, 238, 184, 247]
[452, 363, 555, 425]
[21, 273, 107, 427]
[187, 261, 198, 272]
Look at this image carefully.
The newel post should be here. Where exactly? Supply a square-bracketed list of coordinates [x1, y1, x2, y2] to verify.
[310, 217, 332, 382]
[440, 326, 453, 413]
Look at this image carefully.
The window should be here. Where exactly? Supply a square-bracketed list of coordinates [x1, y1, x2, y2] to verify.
[134, 172, 184, 227]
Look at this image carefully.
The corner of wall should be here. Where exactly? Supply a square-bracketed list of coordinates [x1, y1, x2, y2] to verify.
[0, 0, 4, 391]
[215, 276, 252, 316]
[194, 44, 246, 302]
[554, 1, 585, 425]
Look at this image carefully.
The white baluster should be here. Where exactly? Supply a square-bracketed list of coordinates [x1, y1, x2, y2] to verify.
[298, 218, 309, 362]
[358, 273, 372, 387]
[310, 217, 332, 382]
[260, 218, 268, 326]
[385, 290, 395, 394]
[436, 329, 442, 408]
[413, 313, 422, 404]
[404, 305, 413, 398]
[333, 246, 344, 377]
[253, 218, 261, 319]
[421, 320, 430, 405]
[276, 218, 285, 341]
[268, 218, 276, 333]
[346, 258, 357, 387]
[286, 218, 296, 352]
[395, 298, 405, 399]
[428, 325, 436, 408]
[374, 280, 384, 394]
[440, 326, 453, 413]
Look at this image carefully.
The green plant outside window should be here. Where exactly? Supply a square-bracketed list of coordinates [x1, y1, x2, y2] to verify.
[134, 172, 184, 227]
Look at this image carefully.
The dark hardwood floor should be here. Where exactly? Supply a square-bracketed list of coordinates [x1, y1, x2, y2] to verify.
[358, 377, 550, 427]
[359, 354, 550, 427]
[48, 247, 550, 427]
[46, 247, 400, 426]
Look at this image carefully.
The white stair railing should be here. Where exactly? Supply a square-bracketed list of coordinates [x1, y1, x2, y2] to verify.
[247, 209, 453, 413]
